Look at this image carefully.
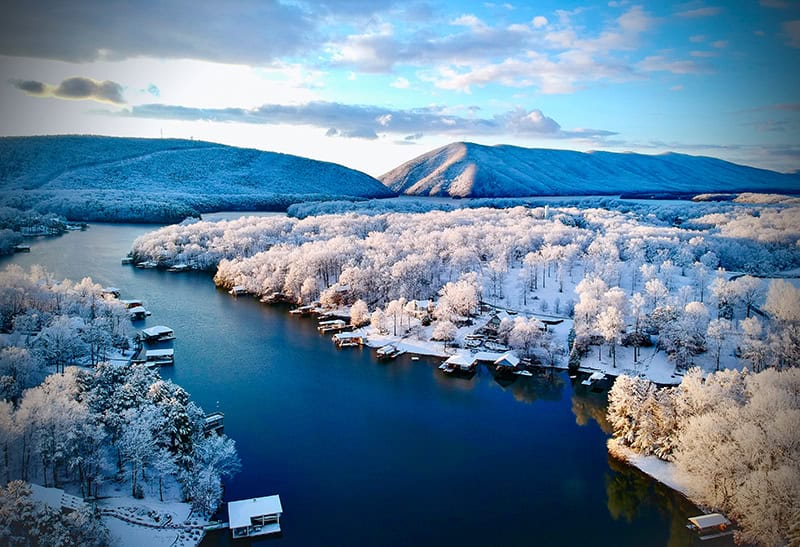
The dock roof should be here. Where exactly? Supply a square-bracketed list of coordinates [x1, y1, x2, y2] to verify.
[688, 513, 731, 531]
[228, 495, 283, 529]
[141, 325, 173, 337]
[494, 352, 520, 367]
[444, 354, 473, 366]
[145, 349, 174, 357]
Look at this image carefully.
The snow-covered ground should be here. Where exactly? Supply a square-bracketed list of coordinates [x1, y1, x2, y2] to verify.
[607, 439, 692, 499]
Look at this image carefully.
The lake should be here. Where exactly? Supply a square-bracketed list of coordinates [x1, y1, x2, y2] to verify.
[2, 223, 704, 546]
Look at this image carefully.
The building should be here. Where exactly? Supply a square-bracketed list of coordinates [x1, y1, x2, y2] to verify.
[228, 495, 283, 538]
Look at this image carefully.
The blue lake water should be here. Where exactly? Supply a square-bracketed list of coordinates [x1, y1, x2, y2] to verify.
[2, 224, 704, 546]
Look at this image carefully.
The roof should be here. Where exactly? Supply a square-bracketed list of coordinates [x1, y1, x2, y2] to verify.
[494, 352, 520, 367]
[228, 495, 283, 529]
[473, 351, 504, 362]
[128, 305, 147, 314]
[146, 349, 174, 357]
[141, 325, 173, 337]
[334, 332, 363, 340]
[445, 354, 473, 366]
[689, 513, 731, 531]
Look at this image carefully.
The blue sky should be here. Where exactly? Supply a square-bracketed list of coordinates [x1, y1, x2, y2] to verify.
[0, 0, 798, 175]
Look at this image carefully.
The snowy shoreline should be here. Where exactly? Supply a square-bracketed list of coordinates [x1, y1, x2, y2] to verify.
[606, 439, 693, 500]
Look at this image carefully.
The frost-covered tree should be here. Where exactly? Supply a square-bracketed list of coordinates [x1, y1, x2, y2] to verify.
[508, 317, 542, 358]
[431, 320, 457, 349]
[707, 318, 731, 371]
[349, 299, 370, 327]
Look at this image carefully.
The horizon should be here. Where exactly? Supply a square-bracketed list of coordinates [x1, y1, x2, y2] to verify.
[0, 1, 798, 176]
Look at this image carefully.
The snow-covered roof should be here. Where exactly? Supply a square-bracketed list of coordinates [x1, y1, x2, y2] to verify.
[473, 351, 504, 362]
[228, 495, 283, 529]
[128, 306, 147, 314]
[588, 371, 606, 381]
[494, 352, 520, 367]
[688, 513, 731, 531]
[141, 325, 173, 337]
[146, 349, 174, 358]
[445, 354, 473, 366]
[334, 332, 363, 340]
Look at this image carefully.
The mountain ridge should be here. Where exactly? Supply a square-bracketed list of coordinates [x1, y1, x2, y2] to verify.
[0, 135, 394, 222]
[380, 142, 797, 198]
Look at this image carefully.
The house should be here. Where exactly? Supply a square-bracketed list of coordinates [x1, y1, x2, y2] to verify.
[228, 495, 283, 538]
[410, 299, 434, 319]
[494, 352, 521, 370]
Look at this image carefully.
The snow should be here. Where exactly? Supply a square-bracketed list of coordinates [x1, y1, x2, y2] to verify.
[228, 495, 282, 529]
[0, 135, 393, 222]
[607, 439, 692, 498]
[382, 142, 796, 198]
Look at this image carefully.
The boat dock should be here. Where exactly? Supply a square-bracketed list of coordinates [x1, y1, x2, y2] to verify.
[228, 495, 283, 539]
[333, 332, 365, 347]
[140, 325, 175, 342]
[317, 319, 351, 334]
[203, 412, 224, 435]
[376, 344, 404, 360]
[229, 285, 247, 296]
[686, 513, 734, 540]
[581, 371, 607, 386]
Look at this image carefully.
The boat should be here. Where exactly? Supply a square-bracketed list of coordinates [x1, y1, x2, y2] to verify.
[686, 513, 734, 540]
[410, 356, 420, 361]
[513, 370, 533, 376]
[140, 325, 175, 342]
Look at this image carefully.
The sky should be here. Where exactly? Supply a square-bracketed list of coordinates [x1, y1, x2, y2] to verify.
[0, 0, 798, 176]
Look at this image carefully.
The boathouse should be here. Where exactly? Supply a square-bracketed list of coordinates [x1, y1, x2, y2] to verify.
[140, 325, 175, 342]
[494, 352, 521, 370]
[441, 353, 476, 373]
[333, 332, 364, 347]
[228, 495, 283, 538]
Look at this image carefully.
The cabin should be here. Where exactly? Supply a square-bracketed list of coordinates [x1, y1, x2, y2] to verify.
[686, 513, 733, 539]
[229, 285, 247, 296]
[440, 353, 476, 374]
[333, 332, 365, 347]
[203, 412, 224, 435]
[140, 325, 175, 342]
[410, 299, 435, 319]
[481, 311, 512, 334]
[228, 495, 283, 539]
[144, 348, 174, 367]
[494, 352, 521, 371]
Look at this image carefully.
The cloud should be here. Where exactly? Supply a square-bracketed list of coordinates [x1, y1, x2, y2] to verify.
[121, 100, 617, 142]
[670, 84, 684, 91]
[711, 40, 728, 48]
[689, 34, 706, 42]
[0, 0, 316, 64]
[675, 6, 723, 17]
[784, 20, 800, 48]
[391, 77, 410, 89]
[638, 56, 708, 74]
[12, 76, 125, 104]
[532, 16, 548, 28]
[147, 84, 160, 97]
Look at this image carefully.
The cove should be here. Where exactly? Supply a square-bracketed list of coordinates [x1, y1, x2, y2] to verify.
[1, 223, 703, 546]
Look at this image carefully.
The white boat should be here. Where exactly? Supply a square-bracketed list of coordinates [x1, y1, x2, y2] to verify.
[513, 370, 533, 376]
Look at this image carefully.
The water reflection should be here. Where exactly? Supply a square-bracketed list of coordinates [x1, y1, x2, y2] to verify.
[570, 380, 613, 434]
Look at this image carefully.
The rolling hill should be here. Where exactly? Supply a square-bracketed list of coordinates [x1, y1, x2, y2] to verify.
[0, 135, 394, 222]
[381, 142, 797, 198]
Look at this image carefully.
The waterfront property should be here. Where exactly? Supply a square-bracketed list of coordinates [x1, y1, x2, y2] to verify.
[686, 513, 734, 540]
[142, 348, 174, 367]
[333, 332, 364, 347]
[204, 412, 225, 435]
[376, 344, 404, 359]
[228, 495, 283, 538]
[317, 319, 348, 333]
[229, 285, 247, 296]
[140, 325, 175, 342]
[440, 354, 476, 374]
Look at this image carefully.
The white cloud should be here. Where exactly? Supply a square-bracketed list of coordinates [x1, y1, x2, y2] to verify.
[690, 34, 706, 43]
[533, 16, 548, 28]
[675, 7, 723, 18]
[670, 84, 684, 91]
[391, 76, 410, 88]
[451, 14, 486, 30]
[711, 40, 729, 48]
[638, 55, 707, 74]
[690, 50, 717, 57]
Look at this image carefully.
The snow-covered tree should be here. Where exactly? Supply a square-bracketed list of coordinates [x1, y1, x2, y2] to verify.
[349, 299, 370, 327]
[707, 318, 731, 371]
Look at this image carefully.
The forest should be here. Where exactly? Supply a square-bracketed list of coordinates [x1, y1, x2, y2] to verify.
[0, 266, 240, 543]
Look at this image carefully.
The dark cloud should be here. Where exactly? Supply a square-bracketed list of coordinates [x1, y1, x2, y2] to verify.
[11, 76, 126, 104]
[122, 101, 617, 141]
[12, 79, 46, 95]
[0, 0, 409, 64]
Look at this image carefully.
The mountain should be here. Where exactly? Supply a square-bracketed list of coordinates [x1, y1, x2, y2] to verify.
[0, 135, 394, 222]
[381, 142, 797, 198]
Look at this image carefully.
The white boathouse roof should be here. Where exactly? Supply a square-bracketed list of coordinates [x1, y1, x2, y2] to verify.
[444, 354, 473, 366]
[141, 325, 173, 337]
[688, 513, 731, 531]
[145, 349, 174, 358]
[494, 352, 520, 367]
[228, 495, 283, 529]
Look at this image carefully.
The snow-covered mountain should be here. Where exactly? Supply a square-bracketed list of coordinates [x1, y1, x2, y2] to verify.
[381, 142, 797, 198]
[0, 135, 393, 222]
